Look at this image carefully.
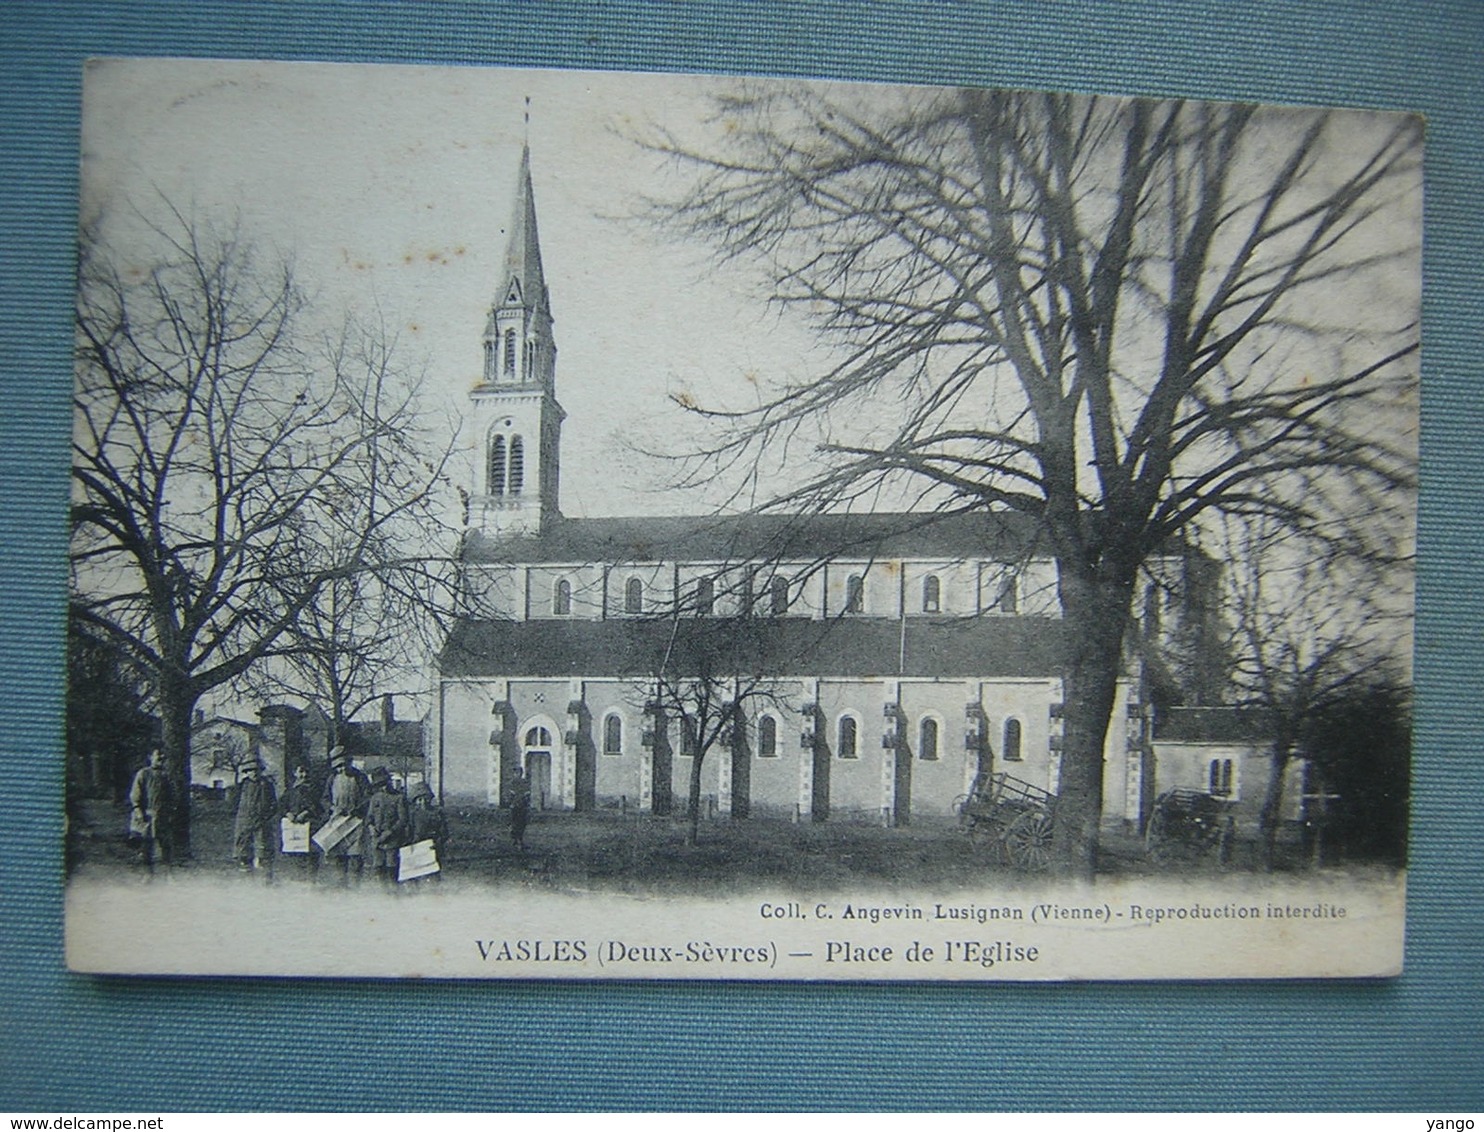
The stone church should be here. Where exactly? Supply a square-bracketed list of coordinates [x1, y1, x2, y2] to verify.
[430, 148, 1259, 831]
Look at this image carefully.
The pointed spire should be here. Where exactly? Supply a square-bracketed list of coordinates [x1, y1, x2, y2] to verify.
[499, 143, 548, 315]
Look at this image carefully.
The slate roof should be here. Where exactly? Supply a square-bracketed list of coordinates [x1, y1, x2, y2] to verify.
[440, 614, 1069, 680]
[1152, 706, 1274, 744]
[463, 510, 1049, 566]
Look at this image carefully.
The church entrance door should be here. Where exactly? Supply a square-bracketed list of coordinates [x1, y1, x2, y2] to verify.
[522, 723, 555, 810]
[525, 751, 552, 810]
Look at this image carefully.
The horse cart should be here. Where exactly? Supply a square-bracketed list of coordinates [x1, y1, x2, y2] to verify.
[1144, 787, 1235, 864]
[957, 771, 1056, 870]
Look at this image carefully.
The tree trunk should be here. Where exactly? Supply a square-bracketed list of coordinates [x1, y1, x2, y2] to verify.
[157, 681, 200, 857]
[1051, 571, 1133, 880]
[1258, 736, 1295, 871]
[687, 750, 706, 847]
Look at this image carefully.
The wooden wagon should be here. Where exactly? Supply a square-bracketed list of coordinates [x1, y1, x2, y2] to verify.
[1144, 787, 1235, 864]
[957, 770, 1056, 870]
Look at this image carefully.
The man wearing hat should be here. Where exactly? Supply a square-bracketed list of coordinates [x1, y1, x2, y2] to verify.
[233, 758, 278, 879]
[406, 781, 448, 885]
[365, 765, 409, 887]
[321, 745, 371, 884]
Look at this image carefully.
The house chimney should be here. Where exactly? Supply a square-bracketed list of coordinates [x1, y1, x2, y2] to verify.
[382, 693, 394, 730]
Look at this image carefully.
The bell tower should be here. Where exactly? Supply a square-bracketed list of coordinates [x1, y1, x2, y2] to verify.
[469, 144, 564, 539]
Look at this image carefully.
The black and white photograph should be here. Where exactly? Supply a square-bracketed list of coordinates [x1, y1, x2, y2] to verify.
[65, 58, 1419, 979]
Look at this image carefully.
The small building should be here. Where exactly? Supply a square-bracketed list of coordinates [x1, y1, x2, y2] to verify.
[341, 695, 428, 792]
[1149, 706, 1306, 835]
[189, 713, 262, 791]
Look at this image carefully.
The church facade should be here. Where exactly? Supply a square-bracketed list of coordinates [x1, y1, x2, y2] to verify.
[430, 149, 1235, 830]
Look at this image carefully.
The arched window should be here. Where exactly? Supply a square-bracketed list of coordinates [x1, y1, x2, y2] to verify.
[624, 577, 644, 614]
[1209, 758, 1234, 796]
[508, 436, 525, 494]
[919, 717, 940, 761]
[488, 435, 507, 496]
[603, 714, 623, 757]
[922, 574, 941, 613]
[999, 576, 1019, 614]
[1002, 718, 1023, 762]
[770, 575, 790, 616]
[503, 329, 517, 374]
[837, 714, 859, 759]
[757, 715, 778, 758]
[524, 725, 552, 748]
[695, 577, 714, 616]
[553, 578, 572, 616]
[1144, 582, 1162, 636]
[845, 574, 864, 614]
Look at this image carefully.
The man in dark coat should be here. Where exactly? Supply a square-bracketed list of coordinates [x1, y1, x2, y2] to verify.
[233, 759, 278, 878]
[405, 781, 448, 885]
[509, 765, 531, 852]
[321, 745, 370, 885]
[280, 764, 321, 879]
[127, 747, 172, 872]
[364, 766, 409, 887]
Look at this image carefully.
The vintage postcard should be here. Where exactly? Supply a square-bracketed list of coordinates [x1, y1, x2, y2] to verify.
[66, 58, 1419, 979]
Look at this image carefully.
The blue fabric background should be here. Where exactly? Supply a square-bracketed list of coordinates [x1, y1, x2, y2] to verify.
[2, 0, 1480, 1111]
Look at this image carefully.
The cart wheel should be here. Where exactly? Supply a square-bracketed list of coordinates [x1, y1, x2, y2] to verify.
[1003, 809, 1054, 871]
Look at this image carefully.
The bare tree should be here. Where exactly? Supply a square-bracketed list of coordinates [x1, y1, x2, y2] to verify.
[1221, 517, 1408, 868]
[638, 85, 1420, 876]
[200, 726, 256, 782]
[71, 206, 463, 850]
[640, 587, 791, 846]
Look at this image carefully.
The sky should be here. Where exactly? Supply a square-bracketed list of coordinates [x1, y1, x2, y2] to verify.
[81, 59, 1421, 527]
[81, 58, 829, 520]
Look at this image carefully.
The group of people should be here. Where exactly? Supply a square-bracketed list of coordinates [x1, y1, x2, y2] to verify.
[235, 745, 449, 886]
[128, 743, 534, 884]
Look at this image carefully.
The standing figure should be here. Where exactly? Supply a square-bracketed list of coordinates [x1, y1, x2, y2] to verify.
[406, 781, 448, 885]
[321, 746, 370, 885]
[233, 759, 278, 879]
[127, 748, 173, 873]
[509, 764, 531, 852]
[280, 764, 322, 880]
[364, 766, 409, 887]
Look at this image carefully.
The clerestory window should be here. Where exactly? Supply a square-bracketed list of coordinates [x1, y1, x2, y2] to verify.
[845, 574, 864, 614]
[770, 575, 790, 616]
[923, 574, 941, 613]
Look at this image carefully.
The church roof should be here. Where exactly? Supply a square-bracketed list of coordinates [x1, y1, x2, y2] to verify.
[463, 509, 1050, 565]
[498, 144, 549, 313]
[1152, 706, 1274, 744]
[439, 614, 1069, 680]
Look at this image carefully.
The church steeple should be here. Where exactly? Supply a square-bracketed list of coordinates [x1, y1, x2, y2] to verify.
[483, 144, 556, 390]
[470, 143, 564, 539]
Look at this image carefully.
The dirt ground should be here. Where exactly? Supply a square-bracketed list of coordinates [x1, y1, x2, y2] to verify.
[66, 794, 1309, 895]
